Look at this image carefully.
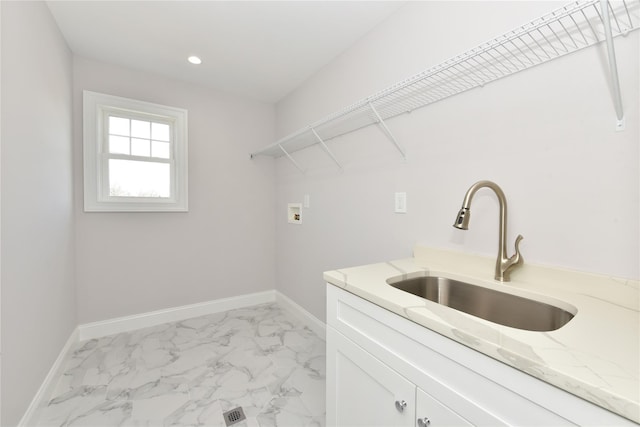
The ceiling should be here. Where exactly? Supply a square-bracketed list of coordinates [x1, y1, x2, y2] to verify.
[46, 1, 405, 103]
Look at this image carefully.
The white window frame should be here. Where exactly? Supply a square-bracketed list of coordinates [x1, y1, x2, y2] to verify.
[83, 91, 188, 212]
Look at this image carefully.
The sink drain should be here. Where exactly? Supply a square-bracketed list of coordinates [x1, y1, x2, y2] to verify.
[223, 406, 246, 426]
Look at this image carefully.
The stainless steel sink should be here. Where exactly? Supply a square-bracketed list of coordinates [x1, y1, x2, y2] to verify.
[388, 276, 575, 331]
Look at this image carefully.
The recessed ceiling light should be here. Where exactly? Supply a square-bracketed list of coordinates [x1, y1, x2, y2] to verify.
[188, 56, 202, 65]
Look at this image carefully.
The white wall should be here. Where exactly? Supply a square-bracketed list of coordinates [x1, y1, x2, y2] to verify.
[274, 1, 640, 322]
[73, 57, 276, 324]
[0, 2, 76, 425]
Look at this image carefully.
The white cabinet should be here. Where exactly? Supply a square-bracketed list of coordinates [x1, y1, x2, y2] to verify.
[328, 323, 475, 427]
[328, 327, 415, 427]
[416, 388, 472, 427]
[327, 284, 636, 426]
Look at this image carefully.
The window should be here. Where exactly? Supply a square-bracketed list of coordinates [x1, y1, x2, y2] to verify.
[83, 91, 188, 212]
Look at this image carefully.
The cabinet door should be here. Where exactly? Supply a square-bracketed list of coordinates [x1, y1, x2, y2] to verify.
[415, 388, 473, 427]
[327, 327, 415, 427]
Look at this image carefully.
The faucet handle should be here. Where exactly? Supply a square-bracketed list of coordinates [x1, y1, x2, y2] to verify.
[501, 235, 524, 282]
[512, 234, 524, 265]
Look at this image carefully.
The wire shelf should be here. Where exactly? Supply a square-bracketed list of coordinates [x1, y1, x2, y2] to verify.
[251, 0, 640, 167]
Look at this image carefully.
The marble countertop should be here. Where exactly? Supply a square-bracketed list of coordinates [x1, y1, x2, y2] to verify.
[323, 245, 640, 423]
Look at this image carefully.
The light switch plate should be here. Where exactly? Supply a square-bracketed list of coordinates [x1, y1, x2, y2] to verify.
[395, 192, 407, 214]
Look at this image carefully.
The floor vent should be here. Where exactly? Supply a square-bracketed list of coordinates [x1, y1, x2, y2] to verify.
[223, 407, 247, 426]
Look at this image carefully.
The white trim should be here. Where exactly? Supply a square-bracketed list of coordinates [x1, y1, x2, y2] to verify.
[18, 290, 325, 425]
[17, 328, 79, 427]
[276, 291, 326, 339]
[78, 290, 277, 341]
[83, 90, 188, 212]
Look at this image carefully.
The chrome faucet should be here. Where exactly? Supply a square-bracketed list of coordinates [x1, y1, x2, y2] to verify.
[453, 180, 523, 282]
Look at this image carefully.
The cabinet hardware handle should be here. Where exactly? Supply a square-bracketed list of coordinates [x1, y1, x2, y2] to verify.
[418, 417, 431, 427]
[395, 400, 407, 412]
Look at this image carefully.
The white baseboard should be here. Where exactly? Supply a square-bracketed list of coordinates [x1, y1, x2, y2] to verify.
[19, 289, 325, 426]
[78, 290, 277, 341]
[18, 327, 79, 427]
[276, 291, 326, 339]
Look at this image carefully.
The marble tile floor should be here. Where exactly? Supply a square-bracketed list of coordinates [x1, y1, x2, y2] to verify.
[34, 303, 326, 427]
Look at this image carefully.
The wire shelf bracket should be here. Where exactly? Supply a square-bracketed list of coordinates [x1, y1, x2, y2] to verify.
[278, 144, 305, 174]
[369, 102, 406, 161]
[311, 128, 344, 170]
[251, 0, 640, 169]
[600, 0, 627, 131]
